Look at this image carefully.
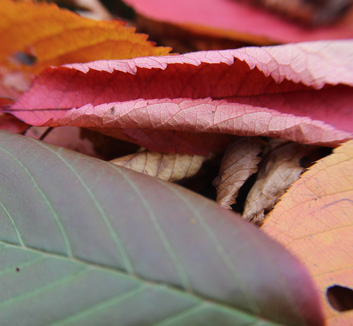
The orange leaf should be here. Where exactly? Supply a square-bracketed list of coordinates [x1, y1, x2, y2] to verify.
[0, 0, 170, 74]
[262, 140, 353, 325]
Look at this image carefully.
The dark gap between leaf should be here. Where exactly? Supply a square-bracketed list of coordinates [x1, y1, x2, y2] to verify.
[176, 155, 222, 201]
[300, 146, 333, 168]
[99, 0, 136, 20]
[327, 285, 353, 311]
[231, 173, 258, 215]
[81, 129, 140, 160]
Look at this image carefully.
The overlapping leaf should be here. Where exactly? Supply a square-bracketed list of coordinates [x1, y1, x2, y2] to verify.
[0, 98, 28, 133]
[0, 130, 324, 325]
[243, 142, 318, 223]
[262, 140, 353, 325]
[8, 40, 353, 154]
[111, 151, 208, 181]
[215, 137, 262, 209]
[0, 0, 170, 74]
[123, 0, 353, 44]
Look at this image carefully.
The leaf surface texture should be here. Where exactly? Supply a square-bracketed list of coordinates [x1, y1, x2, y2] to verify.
[0, 130, 324, 326]
[9, 41, 353, 154]
[263, 140, 353, 325]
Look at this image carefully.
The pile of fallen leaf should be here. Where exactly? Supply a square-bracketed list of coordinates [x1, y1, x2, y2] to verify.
[0, 0, 352, 325]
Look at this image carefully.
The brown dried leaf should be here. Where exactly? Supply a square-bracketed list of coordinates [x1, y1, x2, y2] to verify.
[243, 142, 318, 224]
[111, 151, 208, 181]
[215, 137, 262, 209]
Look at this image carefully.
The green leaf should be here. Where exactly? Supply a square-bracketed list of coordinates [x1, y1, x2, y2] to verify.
[0, 130, 323, 326]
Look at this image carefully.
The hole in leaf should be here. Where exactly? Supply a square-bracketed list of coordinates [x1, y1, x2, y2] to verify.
[12, 52, 37, 66]
[327, 285, 353, 311]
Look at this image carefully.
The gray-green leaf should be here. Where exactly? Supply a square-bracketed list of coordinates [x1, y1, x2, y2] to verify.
[0, 131, 323, 326]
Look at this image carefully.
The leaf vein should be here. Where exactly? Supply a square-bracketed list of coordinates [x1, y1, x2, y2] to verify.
[28, 138, 135, 274]
[0, 146, 73, 257]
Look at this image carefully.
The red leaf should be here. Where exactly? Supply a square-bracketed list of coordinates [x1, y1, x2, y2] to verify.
[123, 0, 353, 44]
[9, 41, 353, 154]
[0, 98, 28, 133]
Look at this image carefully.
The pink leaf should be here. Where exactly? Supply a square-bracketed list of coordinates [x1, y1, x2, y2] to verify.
[123, 0, 353, 44]
[0, 98, 28, 133]
[9, 41, 353, 154]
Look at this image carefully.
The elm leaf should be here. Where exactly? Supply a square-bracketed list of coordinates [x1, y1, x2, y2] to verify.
[0, 130, 323, 325]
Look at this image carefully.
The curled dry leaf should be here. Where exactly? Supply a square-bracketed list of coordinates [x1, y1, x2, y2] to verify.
[0, 0, 170, 75]
[262, 140, 353, 325]
[243, 142, 318, 224]
[8, 41, 353, 155]
[215, 137, 262, 209]
[111, 150, 208, 181]
[123, 0, 353, 44]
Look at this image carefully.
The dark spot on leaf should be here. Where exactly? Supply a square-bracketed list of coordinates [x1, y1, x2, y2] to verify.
[12, 52, 37, 66]
[15, 267, 20, 272]
[327, 285, 353, 311]
[110, 107, 115, 115]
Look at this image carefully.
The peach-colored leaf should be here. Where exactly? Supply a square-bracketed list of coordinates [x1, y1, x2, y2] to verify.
[123, 0, 353, 44]
[0, 0, 170, 74]
[262, 140, 353, 325]
[8, 41, 353, 154]
[243, 142, 318, 224]
[111, 150, 208, 181]
[215, 137, 262, 209]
